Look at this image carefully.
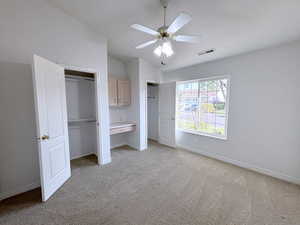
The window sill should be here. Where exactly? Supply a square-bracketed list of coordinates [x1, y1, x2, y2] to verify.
[177, 128, 228, 141]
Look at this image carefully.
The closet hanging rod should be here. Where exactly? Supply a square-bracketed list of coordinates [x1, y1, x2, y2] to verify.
[65, 75, 95, 82]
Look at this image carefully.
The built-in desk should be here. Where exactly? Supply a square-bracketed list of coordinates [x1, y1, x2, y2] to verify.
[110, 121, 136, 135]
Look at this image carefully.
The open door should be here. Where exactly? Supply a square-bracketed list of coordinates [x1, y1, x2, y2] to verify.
[159, 82, 176, 148]
[33, 55, 71, 201]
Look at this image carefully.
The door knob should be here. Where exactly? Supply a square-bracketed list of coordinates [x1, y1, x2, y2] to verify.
[41, 135, 50, 140]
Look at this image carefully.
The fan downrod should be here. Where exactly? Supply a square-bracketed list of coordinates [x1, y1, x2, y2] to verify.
[159, 0, 170, 37]
[160, 0, 169, 8]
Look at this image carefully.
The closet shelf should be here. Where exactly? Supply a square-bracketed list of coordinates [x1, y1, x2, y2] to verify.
[68, 118, 97, 123]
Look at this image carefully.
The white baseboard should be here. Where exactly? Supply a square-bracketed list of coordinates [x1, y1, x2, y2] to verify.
[177, 144, 300, 185]
[0, 181, 40, 201]
[71, 152, 96, 160]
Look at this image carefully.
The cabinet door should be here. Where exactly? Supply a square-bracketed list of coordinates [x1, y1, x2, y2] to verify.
[108, 77, 118, 106]
[117, 80, 131, 106]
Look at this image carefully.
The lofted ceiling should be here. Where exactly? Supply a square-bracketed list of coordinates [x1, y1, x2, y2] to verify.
[48, 0, 300, 71]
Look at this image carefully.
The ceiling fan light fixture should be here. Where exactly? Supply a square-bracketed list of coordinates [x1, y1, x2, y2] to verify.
[154, 41, 174, 58]
[162, 41, 174, 57]
[154, 45, 162, 57]
[131, 0, 204, 64]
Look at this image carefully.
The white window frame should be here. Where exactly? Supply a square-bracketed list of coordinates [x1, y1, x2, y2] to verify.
[176, 75, 230, 140]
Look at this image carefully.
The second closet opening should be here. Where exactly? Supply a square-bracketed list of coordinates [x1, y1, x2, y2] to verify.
[147, 82, 159, 145]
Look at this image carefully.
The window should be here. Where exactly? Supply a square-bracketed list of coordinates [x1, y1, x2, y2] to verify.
[176, 76, 229, 139]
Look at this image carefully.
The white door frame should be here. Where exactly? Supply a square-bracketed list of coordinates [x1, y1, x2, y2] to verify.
[60, 64, 106, 165]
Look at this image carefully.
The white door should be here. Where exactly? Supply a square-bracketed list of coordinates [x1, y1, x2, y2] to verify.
[33, 55, 71, 202]
[159, 82, 176, 147]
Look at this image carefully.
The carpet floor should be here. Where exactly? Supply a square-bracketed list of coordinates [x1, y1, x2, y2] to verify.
[1, 142, 300, 225]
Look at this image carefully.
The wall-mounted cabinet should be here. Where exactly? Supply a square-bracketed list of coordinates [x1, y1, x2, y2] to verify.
[117, 79, 130, 106]
[108, 77, 131, 106]
[108, 77, 118, 106]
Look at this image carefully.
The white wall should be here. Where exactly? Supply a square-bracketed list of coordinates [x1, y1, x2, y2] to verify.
[126, 59, 141, 149]
[126, 58, 161, 150]
[147, 85, 159, 141]
[0, 0, 110, 200]
[139, 59, 161, 150]
[108, 56, 128, 80]
[68, 125, 97, 159]
[0, 62, 40, 200]
[162, 39, 300, 184]
[108, 55, 130, 148]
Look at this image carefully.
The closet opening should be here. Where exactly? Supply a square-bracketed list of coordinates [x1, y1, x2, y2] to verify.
[146, 82, 159, 146]
[64, 68, 99, 169]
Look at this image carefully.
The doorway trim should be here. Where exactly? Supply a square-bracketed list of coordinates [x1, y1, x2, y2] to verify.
[60, 64, 110, 166]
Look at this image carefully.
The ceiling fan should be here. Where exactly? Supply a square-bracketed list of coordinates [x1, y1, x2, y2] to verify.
[131, 0, 199, 61]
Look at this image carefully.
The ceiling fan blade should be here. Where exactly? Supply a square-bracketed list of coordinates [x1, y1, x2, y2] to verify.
[136, 39, 158, 49]
[173, 35, 200, 43]
[131, 24, 159, 36]
[167, 13, 192, 34]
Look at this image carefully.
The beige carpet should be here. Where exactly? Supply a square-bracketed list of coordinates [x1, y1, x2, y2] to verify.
[1, 142, 300, 225]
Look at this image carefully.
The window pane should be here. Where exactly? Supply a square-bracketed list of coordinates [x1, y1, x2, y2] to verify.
[208, 91, 217, 105]
[217, 80, 227, 99]
[215, 102, 225, 114]
[176, 81, 199, 131]
[176, 77, 229, 139]
[207, 80, 217, 91]
[199, 81, 207, 91]
[200, 95, 208, 103]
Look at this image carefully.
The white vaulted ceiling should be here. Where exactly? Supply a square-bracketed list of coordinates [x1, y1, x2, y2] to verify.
[48, 0, 300, 71]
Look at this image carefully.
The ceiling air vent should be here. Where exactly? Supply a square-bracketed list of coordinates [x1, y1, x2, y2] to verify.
[198, 49, 215, 56]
